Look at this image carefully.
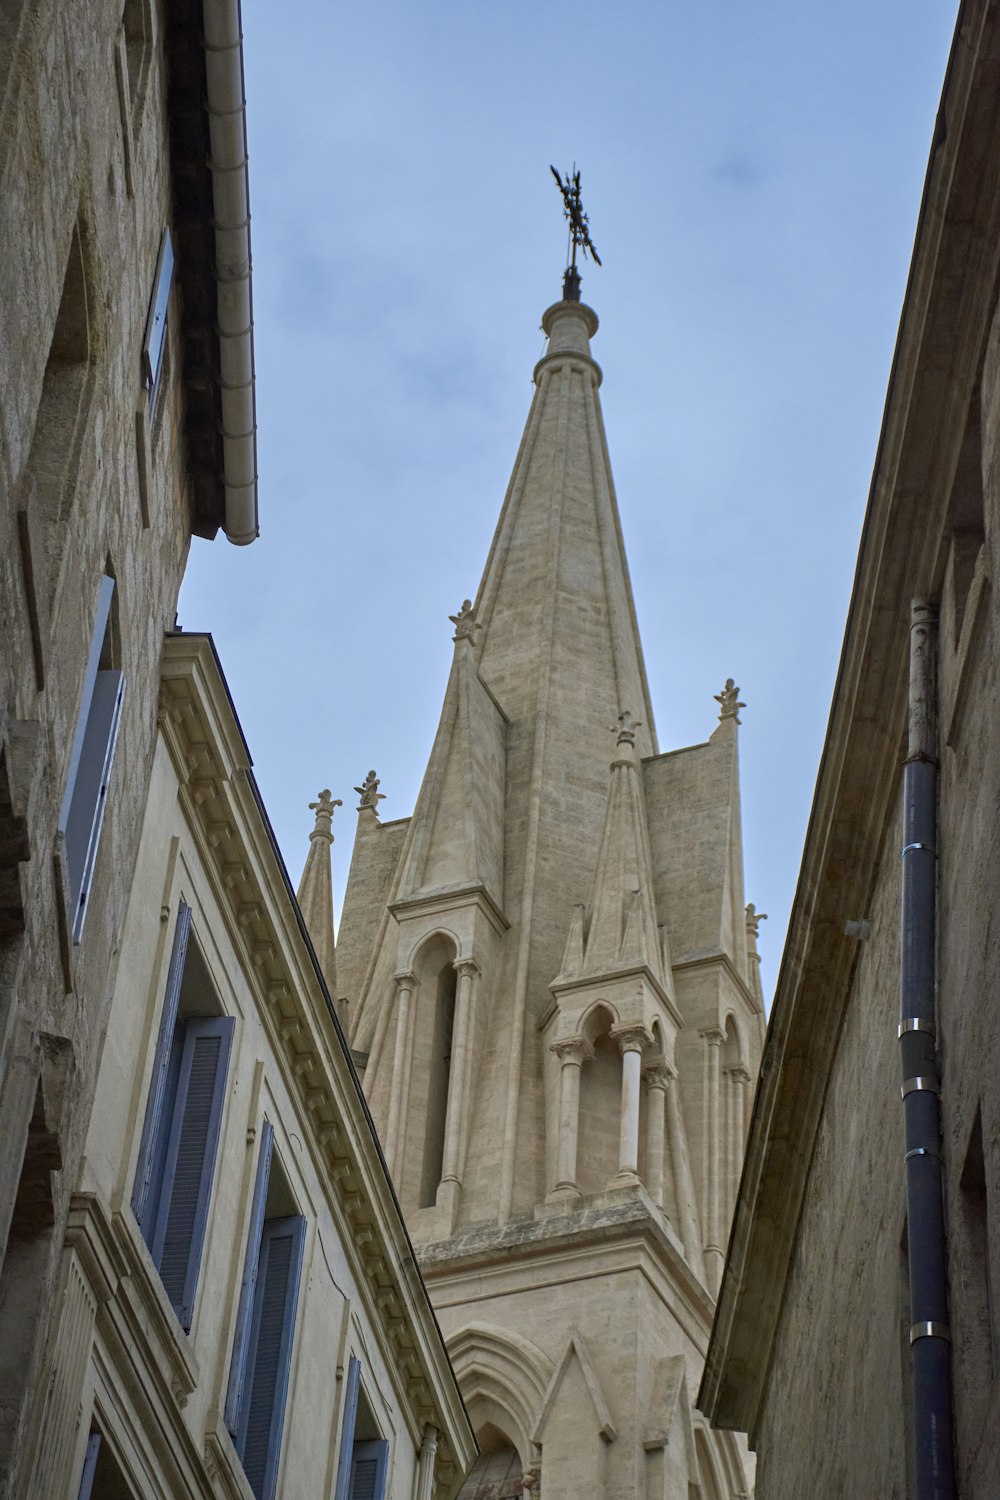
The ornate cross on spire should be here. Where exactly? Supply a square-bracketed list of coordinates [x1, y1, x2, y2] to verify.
[550, 164, 601, 302]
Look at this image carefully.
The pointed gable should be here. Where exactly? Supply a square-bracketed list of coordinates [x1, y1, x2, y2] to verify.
[575, 714, 668, 985]
[395, 620, 507, 910]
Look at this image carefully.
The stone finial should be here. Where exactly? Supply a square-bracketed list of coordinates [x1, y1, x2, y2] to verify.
[449, 598, 480, 642]
[715, 678, 745, 724]
[745, 902, 767, 941]
[610, 710, 642, 746]
[308, 789, 342, 844]
[354, 769, 386, 811]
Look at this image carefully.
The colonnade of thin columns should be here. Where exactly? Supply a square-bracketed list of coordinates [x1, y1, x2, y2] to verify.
[547, 1024, 702, 1258]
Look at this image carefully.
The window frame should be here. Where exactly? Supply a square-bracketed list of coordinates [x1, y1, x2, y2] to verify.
[130, 910, 234, 1331]
[232, 1208, 306, 1500]
[142, 227, 174, 406]
[57, 574, 125, 943]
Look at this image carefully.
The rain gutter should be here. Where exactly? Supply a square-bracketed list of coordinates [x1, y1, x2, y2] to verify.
[202, 0, 258, 544]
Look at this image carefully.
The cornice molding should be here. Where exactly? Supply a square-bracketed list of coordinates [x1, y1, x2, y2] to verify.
[389, 880, 510, 937]
[158, 634, 474, 1484]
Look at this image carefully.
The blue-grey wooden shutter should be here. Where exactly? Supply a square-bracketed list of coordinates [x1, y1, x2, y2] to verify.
[132, 901, 192, 1234]
[58, 575, 125, 941]
[236, 1214, 306, 1500]
[143, 227, 174, 396]
[58, 577, 114, 841]
[350, 1439, 389, 1500]
[225, 1120, 275, 1434]
[150, 1014, 234, 1329]
[76, 1432, 101, 1500]
[67, 665, 125, 941]
[334, 1356, 362, 1500]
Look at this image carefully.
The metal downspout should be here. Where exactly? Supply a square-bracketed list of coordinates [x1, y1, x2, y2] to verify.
[900, 600, 955, 1499]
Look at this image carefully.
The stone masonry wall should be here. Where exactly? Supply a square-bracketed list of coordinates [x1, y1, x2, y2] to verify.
[754, 801, 910, 1499]
[0, 2, 200, 1490]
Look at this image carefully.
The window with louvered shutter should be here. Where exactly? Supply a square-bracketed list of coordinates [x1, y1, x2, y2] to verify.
[235, 1214, 306, 1500]
[149, 1015, 234, 1329]
[334, 1355, 362, 1500]
[132, 901, 191, 1234]
[225, 1121, 275, 1436]
[350, 1440, 389, 1500]
[58, 574, 125, 943]
[75, 1432, 101, 1500]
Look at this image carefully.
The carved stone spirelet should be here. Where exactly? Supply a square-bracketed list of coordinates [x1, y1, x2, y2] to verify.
[354, 769, 385, 811]
[610, 709, 642, 746]
[449, 598, 480, 642]
[308, 788, 342, 843]
[715, 678, 745, 724]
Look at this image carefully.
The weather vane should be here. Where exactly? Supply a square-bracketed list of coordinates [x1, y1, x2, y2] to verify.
[550, 164, 601, 302]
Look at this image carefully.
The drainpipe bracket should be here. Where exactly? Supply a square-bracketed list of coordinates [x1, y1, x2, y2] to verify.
[910, 1321, 951, 1345]
[899, 1017, 937, 1038]
[901, 1076, 940, 1098]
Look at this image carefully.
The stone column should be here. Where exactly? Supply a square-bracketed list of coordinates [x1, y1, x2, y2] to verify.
[701, 1026, 725, 1294]
[384, 972, 417, 1175]
[728, 1062, 751, 1204]
[414, 1424, 438, 1500]
[611, 1026, 650, 1185]
[642, 1062, 669, 1209]
[440, 959, 479, 1186]
[548, 1037, 593, 1198]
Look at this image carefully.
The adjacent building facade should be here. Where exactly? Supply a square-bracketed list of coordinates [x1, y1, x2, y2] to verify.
[700, 3, 1000, 1496]
[1, 6, 477, 1499]
[1, 0, 260, 1493]
[21, 633, 472, 1500]
[321, 288, 766, 1497]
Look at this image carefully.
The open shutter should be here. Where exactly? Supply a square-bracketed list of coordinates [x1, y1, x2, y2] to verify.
[76, 1432, 101, 1500]
[58, 575, 125, 941]
[350, 1440, 389, 1500]
[225, 1120, 275, 1434]
[334, 1356, 362, 1500]
[58, 577, 114, 839]
[236, 1214, 306, 1500]
[67, 666, 125, 941]
[132, 901, 192, 1232]
[151, 1014, 234, 1329]
[142, 227, 174, 396]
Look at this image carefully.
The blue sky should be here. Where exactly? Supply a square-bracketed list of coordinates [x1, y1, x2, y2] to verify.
[179, 1, 959, 1001]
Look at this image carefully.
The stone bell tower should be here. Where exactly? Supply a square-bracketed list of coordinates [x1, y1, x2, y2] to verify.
[306, 281, 765, 1497]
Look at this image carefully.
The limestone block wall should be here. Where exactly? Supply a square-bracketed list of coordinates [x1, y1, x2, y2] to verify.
[753, 805, 908, 1498]
[427, 1224, 749, 1499]
[0, 1, 197, 1489]
[935, 293, 1000, 1499]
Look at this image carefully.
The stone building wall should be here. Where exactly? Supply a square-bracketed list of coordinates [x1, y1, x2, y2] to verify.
[15, 636, 472, 1500]
[0, 2, 225, 1490]
[753, 805, 909, 1499]
[700, 6, 1000, 1492]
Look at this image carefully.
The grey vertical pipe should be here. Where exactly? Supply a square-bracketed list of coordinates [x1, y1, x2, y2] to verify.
[900, 600, 955, 1500]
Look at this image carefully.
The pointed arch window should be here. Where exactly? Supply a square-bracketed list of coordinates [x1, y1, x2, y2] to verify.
[575, 1005, 621, 1197]
[419, 958, 457, 1208]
